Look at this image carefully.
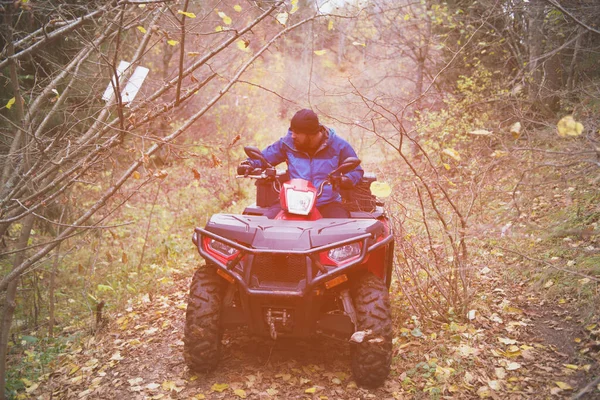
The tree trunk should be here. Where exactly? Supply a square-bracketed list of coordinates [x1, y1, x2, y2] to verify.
[0, 215, 35, 400]
[527, 0, 546, 104]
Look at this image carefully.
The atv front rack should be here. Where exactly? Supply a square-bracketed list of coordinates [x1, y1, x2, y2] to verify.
[192, 215, 393, 296]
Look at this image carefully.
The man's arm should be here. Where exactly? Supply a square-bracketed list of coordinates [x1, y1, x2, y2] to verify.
[246, 138, 287, 168]
[339, 141, 364, 186]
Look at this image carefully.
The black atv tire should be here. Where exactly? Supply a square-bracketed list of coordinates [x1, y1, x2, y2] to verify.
[183, 264, 225, 372]
[350, 273, 393, 387]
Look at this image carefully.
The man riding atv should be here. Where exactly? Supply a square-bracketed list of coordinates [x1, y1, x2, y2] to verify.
[184, 109, 394, 387]
[238, 109, 362, 218]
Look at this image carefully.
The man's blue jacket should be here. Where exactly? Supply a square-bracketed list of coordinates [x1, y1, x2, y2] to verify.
[248, 127, 363, 206]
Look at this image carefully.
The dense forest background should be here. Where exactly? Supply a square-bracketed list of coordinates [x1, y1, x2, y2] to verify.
[1, 0, 599, 398]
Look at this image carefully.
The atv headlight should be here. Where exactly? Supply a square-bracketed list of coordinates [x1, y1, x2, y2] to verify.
[208, 239, 239, 258]
[328, 243, 361, 263]
[285, 188, 315, 215]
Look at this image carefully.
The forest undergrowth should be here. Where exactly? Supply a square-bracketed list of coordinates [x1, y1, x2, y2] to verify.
[5, 121, 600, 399]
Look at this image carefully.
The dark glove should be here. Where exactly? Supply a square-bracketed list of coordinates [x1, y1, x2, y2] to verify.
[340, 176, 354, 189]
[237, 160, 254, 175]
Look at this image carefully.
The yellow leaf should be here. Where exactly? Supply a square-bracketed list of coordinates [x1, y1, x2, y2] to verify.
[314, 49, 327, 56]
[276, 12, 288, 26]
[133, 171, 141, 180]
[215, 26, 223, 32]
[137, 26, 147, 34]
[370, 181, 391, 198]
[178, 10, 196, 18]
[443, 163, 451, 170]
[352, 41, 366, 47]
[442, 148, 461, 161]
[218, 11, 232, 25]
[236, 40, 250, 52]
[5, 97, 15, 109]
[574, 337, 582, 343]
[211, 383, 229, 392]
[491, 150, 508, 157]
[498, 337, 517, 345]
[585, 323, 596, 331]
[291, 0, 299, 14]
[234, 5, 242, 12]
[305, 387, 317, 394]
[557, 115, 584, 137]
[233, 389, 247, 398]
[506, 362, 521, 370]
[404, 14, 411, 21]
[167, 40, 179, 46]
[194, 395, 206, 400]
[564, 364, 578, 370]
[25, 383, 38, 394]
[328, 20, 334, 30]
[555, 381, 573, 390]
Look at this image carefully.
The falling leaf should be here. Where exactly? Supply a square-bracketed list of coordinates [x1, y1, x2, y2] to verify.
[236, 39, 250, 51]
[5, 97, 15, 109]
[544, 280, 554, 288]
[137, 26, 147, 33]
[192, 168, 201, 180]
[110, 352, 124, 361]
[178, 10, 197, 18]
[555, 381, 573, 390]
[233, 389, 247, 398]
[266, 388, 278, 396]
[211, 154, 222, 167]
[563, 364, 579, 370]
[211, 383, 229, 392]
[276, 12, 288, 26]
[467, 310, 476, 320]
[557, 115, 584, 137]
[442, 148, 461, 161]
[291, 0, 299, 13]
[328, 20, 334, 30]
[234, 5, 242, 12]
[193, 395, 206, 400]
[370, 181, 391, 198]
[314, 50, 327, 56]
[188, 52, 200, 57]
[510, 121, 522, 139]
[404, 14, 411, 20]
[491, 150, 508, 157]
[167, 40, 179, 46]
[305, 387, 317, 394]
[215, 26, 223, 32]
[443, 163, 451, 170]
[133, 171, 141, 179]
[352, 41, 366, 46]
[217, 11, 232, 25]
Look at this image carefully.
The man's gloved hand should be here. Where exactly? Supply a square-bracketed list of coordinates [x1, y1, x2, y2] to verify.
[339, 176, 354, 189]
[237, 160, 254, 175]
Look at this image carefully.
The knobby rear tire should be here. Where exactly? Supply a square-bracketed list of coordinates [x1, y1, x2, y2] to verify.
[183, 264, 224, 372]
[350, 273, 393, 387]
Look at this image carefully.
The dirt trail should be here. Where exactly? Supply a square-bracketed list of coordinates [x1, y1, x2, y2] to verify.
[30, 267, 599, 400]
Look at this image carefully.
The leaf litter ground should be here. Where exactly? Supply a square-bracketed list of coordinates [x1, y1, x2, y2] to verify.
[22, 259, 599, 400]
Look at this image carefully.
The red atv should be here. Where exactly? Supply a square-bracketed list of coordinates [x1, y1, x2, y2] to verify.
[184, 146, 395, 387]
